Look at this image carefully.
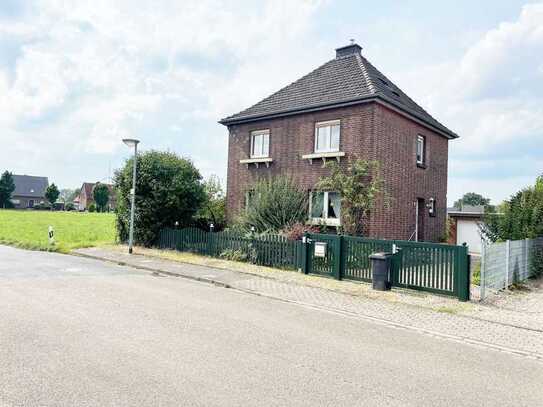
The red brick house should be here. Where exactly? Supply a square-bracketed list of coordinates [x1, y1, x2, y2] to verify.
[77, 182, 116, 211]
[220, 43, 457, 241]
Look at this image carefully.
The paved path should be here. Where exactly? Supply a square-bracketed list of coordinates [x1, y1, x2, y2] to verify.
[77, 246, 543, 360]
[2, 245, 543, 406]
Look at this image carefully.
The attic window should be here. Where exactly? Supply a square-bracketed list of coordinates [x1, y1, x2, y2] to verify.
[377, 77, 389, 86]
[391, 91, 401, 98]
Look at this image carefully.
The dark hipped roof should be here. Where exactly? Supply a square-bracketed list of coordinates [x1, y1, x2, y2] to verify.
[12, 174, 49, 198]
[220, 43, 457, 139]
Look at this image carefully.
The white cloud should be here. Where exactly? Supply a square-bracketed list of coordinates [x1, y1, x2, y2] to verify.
[393, 3, 543, 204]
[0, 0, 324, 186]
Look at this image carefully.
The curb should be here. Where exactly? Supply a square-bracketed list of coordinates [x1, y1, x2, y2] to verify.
[71, 251, 232, 288]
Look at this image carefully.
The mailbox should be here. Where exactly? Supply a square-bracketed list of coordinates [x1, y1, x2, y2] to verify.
[314, 242, 327, 258]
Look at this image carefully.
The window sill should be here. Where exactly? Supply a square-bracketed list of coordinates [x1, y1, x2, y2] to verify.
[302, 151, 345, 165]
[416, 163, 427, 169]
[308, 218, 341, 227]
[240, 157, 273, 168]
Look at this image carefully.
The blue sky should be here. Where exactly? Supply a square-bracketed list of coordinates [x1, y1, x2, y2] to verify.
[0, 0, 541, 205]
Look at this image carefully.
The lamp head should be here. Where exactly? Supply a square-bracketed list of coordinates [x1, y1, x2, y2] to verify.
[122, 138, 140, 148]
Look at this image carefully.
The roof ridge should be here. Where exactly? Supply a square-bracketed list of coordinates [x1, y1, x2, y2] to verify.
[355, 54, 377, 95]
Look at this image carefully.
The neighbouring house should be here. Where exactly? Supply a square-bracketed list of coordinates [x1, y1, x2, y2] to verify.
[77, 182, 116, 211]
[73, 194, 81, 209]
[220, 43, 458, 241]
[10, 174, 49, 209]
[447, 205, 485, 254]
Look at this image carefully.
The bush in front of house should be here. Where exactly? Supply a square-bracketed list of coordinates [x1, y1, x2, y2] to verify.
[280, 222, 320, 241]
[88, 203, 96, 213]
[237, 175, 308, 233]
[115, 150, 206, 247]
[65, 202, 76, 211]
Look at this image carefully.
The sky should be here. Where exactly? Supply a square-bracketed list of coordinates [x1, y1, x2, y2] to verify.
[0, 0, 541, 206]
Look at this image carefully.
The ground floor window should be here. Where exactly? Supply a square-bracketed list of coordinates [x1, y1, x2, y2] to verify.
[309, 191, 341, 226]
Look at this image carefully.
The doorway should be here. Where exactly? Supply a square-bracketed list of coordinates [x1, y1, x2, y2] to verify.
[416, 198, 425, 241]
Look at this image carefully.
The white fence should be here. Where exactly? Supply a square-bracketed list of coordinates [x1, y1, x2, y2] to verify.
[480, 237, 543, 300]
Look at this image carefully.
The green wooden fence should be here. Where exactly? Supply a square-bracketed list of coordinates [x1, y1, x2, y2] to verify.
[158, 228, 304, 271]
[157, 228, 470, 301]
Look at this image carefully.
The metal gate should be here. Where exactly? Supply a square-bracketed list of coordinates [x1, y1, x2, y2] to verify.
[306, 233, 341, 278]
[301, 232, 470, 301]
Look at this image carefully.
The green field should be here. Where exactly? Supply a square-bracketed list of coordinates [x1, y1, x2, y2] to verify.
[0, 210, 117, 253]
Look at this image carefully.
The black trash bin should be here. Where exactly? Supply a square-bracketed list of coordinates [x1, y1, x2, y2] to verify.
[369, 252, 392, 291]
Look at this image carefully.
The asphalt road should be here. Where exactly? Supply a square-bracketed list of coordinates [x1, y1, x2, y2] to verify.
[0, 245, 542, 406]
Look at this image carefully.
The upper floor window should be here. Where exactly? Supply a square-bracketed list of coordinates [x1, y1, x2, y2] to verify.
[250, 129, 270, 158]
[416, 135, 425, 166]
[315, 120, 340, 153]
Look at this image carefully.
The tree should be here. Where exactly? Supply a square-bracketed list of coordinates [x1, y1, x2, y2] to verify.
[93, 183, 110, 212]
[0, 171, 15, 209]
[59, 188, 79, 204]
[316, 159, 387, 236]
[196, 175, 226, 230]
[45, 183, 60, 209]
[114, 150, 206, 246]
[482, 175, 543, 242]
[239, 176, 308, 233]
[453, 192, 490, 209]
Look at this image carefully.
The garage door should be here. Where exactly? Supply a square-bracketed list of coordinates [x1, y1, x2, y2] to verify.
[456, 219, 482, 254]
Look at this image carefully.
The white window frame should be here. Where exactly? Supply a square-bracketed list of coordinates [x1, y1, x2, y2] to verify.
[250, 129, 270, 158]
[308, 191, 341, 226]
[416, 135, 425, 165]
[314, 120, 340, 153]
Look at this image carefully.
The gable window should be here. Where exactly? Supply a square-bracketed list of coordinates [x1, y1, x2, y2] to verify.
[416, 135, 425, 166]
[309, 191, 341, 226]
[315, 120, 340, 153]
[250, 129, 270, 158]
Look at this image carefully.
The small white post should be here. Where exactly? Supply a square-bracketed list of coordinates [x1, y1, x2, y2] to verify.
[505, 239, 510, 289]
[48, 226, 55, 245]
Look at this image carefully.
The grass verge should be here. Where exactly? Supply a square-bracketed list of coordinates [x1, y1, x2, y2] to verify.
[0, 209, 116, 253]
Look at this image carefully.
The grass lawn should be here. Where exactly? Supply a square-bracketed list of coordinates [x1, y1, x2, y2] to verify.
[0, 210, 116, 253]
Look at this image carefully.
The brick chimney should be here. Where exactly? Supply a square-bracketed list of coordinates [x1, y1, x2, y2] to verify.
[335, 42, 362, 59]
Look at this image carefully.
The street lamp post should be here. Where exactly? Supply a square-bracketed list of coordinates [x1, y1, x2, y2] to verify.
[122, 138, 140, 254]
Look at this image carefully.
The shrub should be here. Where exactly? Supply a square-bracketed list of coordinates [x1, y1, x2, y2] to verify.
[238, 176, 307, 233]
[472, 261, 481, 286]
[88, 203, 96, 213]
[531, 245, 543, 278]
[34, 203, 52, 211]
[220, 248, 248, 262]
[316, 158, 387, 236]
[280, 222, 320, 241]
[115, 150, 206, 247]
[65, 202, 76, 211]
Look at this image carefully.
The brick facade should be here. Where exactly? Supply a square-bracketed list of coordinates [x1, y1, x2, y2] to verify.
[225, 101, 448, 241]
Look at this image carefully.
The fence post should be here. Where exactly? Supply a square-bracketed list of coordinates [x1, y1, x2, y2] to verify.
[524, 238, 529, 279]
[480, 243, 486, 301]
[335, 235, 343, 280]
[505, 239, 510, 289]
[301, 232, 309, 274]
[457, 244, 470, 301]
